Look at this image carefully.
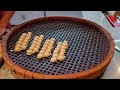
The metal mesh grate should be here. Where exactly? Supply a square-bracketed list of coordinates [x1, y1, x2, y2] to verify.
[7, 20, 109, 75]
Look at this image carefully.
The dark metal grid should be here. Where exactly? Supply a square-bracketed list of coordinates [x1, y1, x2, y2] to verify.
[7, 21, 109, 75]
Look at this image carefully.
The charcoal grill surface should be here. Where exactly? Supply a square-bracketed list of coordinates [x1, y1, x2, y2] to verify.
[3, 17, 114, 77]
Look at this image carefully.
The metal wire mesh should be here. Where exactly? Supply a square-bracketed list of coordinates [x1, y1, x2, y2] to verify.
[7, 20, 109, 75]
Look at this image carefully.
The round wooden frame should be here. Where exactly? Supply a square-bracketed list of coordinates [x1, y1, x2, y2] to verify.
[1, 16, 115, 79]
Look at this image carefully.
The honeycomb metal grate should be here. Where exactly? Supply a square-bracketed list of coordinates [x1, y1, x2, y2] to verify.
[7, 20, 109, 75]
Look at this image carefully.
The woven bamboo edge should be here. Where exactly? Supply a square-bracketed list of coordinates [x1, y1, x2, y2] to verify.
[1, 16, 115, 79]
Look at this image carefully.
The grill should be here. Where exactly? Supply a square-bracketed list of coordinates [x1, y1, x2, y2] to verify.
[2, 16, 115, 79]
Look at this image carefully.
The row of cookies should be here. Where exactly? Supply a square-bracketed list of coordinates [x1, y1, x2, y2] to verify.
[37, 38, 55, 59]
[26, 35, 44, 55]
[14, 32, 32, 52]
[50, 41, 68, 63]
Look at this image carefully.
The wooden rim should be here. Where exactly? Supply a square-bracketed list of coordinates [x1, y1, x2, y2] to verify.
[1, 16, 115, 79]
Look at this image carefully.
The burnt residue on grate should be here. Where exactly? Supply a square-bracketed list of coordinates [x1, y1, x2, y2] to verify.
[7, 21, 109, 75]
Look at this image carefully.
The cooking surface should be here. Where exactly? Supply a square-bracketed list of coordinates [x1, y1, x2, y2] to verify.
[7, 20, 109, 75]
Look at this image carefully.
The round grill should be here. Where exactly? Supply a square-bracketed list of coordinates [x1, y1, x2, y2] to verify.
[2, 17, 115, 79]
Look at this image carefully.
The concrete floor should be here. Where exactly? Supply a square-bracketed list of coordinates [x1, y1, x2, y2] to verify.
[101, 50, 120, 79]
